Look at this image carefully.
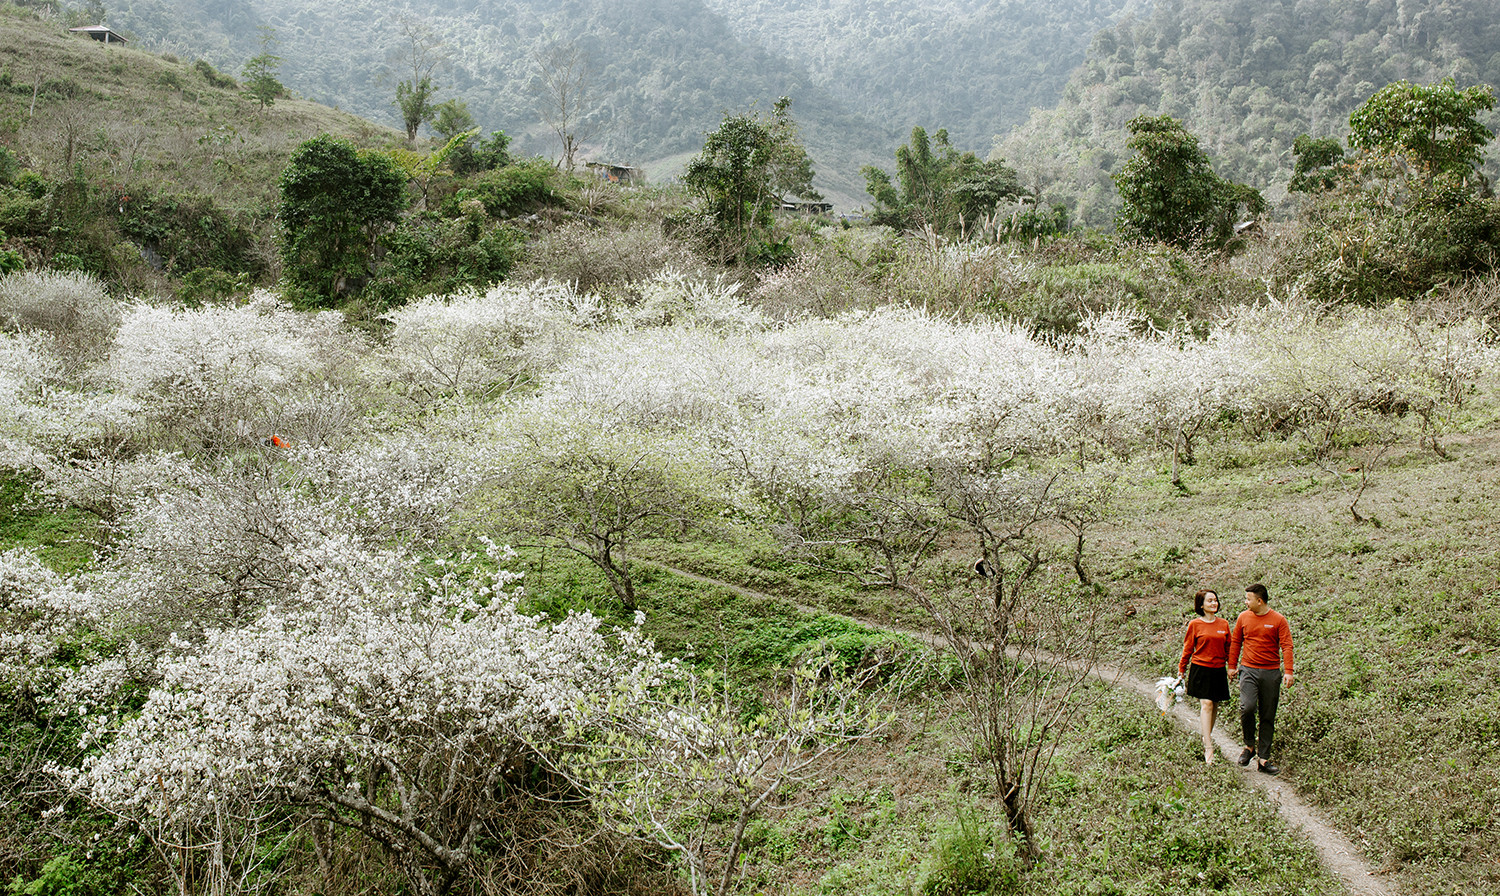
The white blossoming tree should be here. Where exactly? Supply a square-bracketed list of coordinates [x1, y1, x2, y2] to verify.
[479, 412, 722, 611]
[561, 660, 891, 896]
[104, 292, 363, 454]
[68, 551, 674, 896]
[379, 280, 603, 405]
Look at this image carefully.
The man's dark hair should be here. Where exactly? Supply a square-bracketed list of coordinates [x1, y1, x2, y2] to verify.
[1193, 590, 1217, 617]
[1246, 583, 1270, 602]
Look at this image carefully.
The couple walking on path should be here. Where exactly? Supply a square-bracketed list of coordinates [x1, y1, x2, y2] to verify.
[1178, 584, 1295, 774]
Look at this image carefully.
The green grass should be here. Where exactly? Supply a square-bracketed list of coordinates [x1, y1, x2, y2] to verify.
[595, 417, 1500, 894]
[719, 684, 1345, 896]
[0, 472, 96, 570]
[0, 12, 400, 210]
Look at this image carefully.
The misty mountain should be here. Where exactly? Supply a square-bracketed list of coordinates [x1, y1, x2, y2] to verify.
[100, 0, 1133, 209]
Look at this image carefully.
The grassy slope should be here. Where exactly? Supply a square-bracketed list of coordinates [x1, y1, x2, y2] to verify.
[0, 11, 402, 209]
[1098, 425, 1500, 896]
[623, 403, 1500, 894]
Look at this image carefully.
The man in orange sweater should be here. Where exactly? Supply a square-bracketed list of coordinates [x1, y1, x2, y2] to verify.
[1227, 583, 1294, 776]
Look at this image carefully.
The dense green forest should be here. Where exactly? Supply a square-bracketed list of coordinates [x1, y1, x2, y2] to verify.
[697, 0, 1137, 151]
[999, 0, 1500, 225]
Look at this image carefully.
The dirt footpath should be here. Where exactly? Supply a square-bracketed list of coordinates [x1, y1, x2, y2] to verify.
[1097, 664, 1397, 896]
[640, 557, 1396, 896]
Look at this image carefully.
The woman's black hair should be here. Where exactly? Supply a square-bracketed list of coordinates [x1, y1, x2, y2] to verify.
[1193, 589, 1218, 617]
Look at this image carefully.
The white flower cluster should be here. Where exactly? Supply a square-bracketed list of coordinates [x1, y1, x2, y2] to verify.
[0, 548, 100, 688]
[70, 553, 673, 829]
[625, 268, 766, 331]
[103, 291, 358, 449]
[380, 279, 602, 401]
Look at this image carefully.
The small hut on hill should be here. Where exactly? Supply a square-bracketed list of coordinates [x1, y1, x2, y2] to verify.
[69, 24, 128, 44]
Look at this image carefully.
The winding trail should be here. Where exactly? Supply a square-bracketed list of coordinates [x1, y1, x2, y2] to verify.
[635, 556, 1398, 896]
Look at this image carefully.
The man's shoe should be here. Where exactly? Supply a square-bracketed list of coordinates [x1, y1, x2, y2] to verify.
[1237, 748, 1255, 766]
[1257, 761, 1280, 776]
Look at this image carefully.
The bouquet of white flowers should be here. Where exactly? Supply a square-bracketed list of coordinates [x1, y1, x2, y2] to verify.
[1154, 676, 1185, 712]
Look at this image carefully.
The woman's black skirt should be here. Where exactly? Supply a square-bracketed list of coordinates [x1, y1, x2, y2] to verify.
[1185, 663, 1231, 702]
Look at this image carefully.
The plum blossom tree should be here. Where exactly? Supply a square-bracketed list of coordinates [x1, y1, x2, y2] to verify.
[0, 547, 100, 691]
[481, 414, 720, 611]
[67, 548, 674, 896]
[781, 455, 1110, 851]
[561, 659, 890, 896]
[105, 292, 362, 454]
[379, 280, 602, 405]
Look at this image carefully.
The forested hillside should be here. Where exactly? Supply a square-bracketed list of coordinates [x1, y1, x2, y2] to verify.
[697, 0, 1136, 152]
[998, 0, 1500, 226]
[97, 0, 1133, 209]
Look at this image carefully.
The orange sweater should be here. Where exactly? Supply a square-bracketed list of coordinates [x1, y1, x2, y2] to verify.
[1228, 608, 1293, 673]
[1179, 617, 1231, 676]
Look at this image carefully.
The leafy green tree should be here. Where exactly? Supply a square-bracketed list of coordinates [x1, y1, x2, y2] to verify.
[765, 96, 821, 202]
[1113, 114, 1259, 249]
[430, 99, 510, 176]
[682, 97, 817, 265]
[1347, 79, 1495, 187]
[396, 78, 436, 142]
[391, 15, 449, 142]
[241, 27, 284, 110]
[1285, 81, 1500, 304]
[1288, 134, 1346, 194]
[861, 127, 1019, 236]
[277, 135, 407, 303]
[430, 98, 476, 141]
[447, 131, 512, 177]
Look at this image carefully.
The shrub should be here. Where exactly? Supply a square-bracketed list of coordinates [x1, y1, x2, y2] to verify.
[446, 130, 512, 176]
[917, 810, 1022, 896]
[191, 59, 236, 89]
[0, 270, 119, 370]
[511, 221, 703, 300]
[451, 157, 562, 218]
[109, 189, 264, 279]
[379, 279, 600, 401]
[748, 233, 885, 319]
[365, 215, 525, 307]
[174, 267, 249, 306]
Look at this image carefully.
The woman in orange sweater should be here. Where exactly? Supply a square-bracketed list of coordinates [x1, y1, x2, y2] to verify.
[1179, 589, 1231, 764]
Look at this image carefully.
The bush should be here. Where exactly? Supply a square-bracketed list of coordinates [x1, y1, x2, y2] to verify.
[747, 233, 885, 318]
[446, 131, 512, 176]
[175, 267, 249, 306]
[451, 158, 562, 218]
[109, 189, 264, 279]
[0, 270, 119, 369]
[917, 811, 1022, 896]
[191, 59, 236, 89]
[1280, 182, 1500, 304]
[366, 215, 526, 307]
[278, 135, 408, 303]
[511, 221, 703, 300]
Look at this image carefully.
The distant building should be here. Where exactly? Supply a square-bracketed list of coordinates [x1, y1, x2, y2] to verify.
[69, 24, 128, 44]
[780, 197, 834, 216]
[584, 162, 643, 185]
